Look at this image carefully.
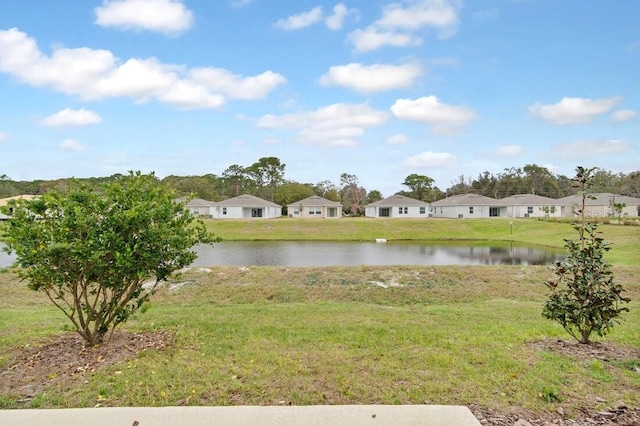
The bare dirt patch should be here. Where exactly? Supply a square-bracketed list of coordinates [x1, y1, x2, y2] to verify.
[0, 330, 172, 406]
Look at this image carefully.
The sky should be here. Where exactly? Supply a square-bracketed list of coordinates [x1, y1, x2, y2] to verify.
[0, 0, 638, 196]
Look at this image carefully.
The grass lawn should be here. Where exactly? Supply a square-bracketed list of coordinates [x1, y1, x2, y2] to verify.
[0, 218, 638, 419]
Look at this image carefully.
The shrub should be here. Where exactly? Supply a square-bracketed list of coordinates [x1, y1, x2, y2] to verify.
[542, 167, 630, 344]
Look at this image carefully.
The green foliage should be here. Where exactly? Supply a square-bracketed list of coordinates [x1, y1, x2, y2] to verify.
[2, 172, 214, 346]
[542, 167, 630, 344]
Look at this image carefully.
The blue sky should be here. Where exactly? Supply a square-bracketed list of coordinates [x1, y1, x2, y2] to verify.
[0, 0, 638, 196]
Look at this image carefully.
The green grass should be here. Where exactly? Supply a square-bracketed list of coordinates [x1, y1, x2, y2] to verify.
[204, 218, 640, 265]
[1, 265, 639, 415]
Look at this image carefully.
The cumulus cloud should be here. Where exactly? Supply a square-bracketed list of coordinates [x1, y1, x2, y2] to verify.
[404, 151, 457, 167]
[41, 108, 102, 127]
[348, 0, 461, 52]
[554, 139, 633, 160]
[319, 62, 422, 93]
[391, 95, 477, 135]
[60, 139, 87, 151]
[387, 134, 408, 144]
[0, 132, 9, 142]
[95, 0, 194, 35]
[496, 145, 524, 157]
[0, 28, 286, 110]
[274, 7, 323, 31]
[257, 103, 388, 147]
[528, 96, 620, 125]
[610, 109, 636, 123]
[325, 4, 354, 30]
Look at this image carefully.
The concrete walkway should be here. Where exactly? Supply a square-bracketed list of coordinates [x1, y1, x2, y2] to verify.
[0, 405, 481, 425]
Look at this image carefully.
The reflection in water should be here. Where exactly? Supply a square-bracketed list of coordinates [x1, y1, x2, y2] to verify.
[191, 241, 564, 267]
[0, 241, 563, 269]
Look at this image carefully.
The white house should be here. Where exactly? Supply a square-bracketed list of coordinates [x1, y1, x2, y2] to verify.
[210, 194, 282, 219]
[431, 194, 505, 218]
[287, 195, 342, 218]
[557, 193, 640, 218]
[365, 194, 431, 218]
[175, 197, 217, 218]
[500, 194, 562, 218]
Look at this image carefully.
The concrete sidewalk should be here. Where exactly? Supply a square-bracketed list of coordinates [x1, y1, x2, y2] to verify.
[0, 405, 481, 425]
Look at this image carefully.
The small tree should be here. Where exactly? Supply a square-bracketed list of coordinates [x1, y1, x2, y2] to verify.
[542, 167, 630, 344]
[3, 172, 213, 346]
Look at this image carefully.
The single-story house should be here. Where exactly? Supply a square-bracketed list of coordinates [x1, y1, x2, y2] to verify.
[175, 197, 217, 218]
[210, 194, 282, 219]
[0, 195, 39, 217]
[431, 194, 505, 218]
[557, 193, 640, 218]
[499, 194, 562, 218]
[365, 194, 431, 218]
[287, 195, 342, 218]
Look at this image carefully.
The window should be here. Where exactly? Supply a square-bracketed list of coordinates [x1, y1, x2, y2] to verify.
[489, 207, 500, 217]
[398, 207, 403, 214]
[309, 207, 321, 215]
[469, 207, 474, 214]
[419, 207, 425, 214]
[222, 207, 227, 215]
[251, 208, 263, 218]
[404, 207, 408, 214]
[527, 206, 533, 214]
[193, 209, 200, 216]
[293, 208, 300, 214]
[379, 208, 390, 217]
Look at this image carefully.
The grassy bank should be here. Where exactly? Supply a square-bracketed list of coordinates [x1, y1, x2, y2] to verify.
[0, 265, 639, 416]
[204, 218, 640, 265]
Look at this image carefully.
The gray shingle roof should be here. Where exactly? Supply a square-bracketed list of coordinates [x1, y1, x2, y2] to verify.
[431, 194, 499, 207]
[498, 194, 560, 205]
[287, 195, 341, 207]
[557, 193, 640, 206]
[366, 194, 430, 207]
[217, 194, 281, 208]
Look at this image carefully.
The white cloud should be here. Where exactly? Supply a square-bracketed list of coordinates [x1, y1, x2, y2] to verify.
[274, 7, 323, 31]
[60, 139, 87, 151]
[41, 108, 102, 127]
[387, 134, 408, 144]
[528, 96, 620, 125]
[391, 95, 477, 135]
[0, 28, 285, 110]
[319, 63, 422, 93]
[610, 109, 636, 123]
[496, 145, 524, 157]
[257, 103, 388, 147]
[95, 0, 194, 35]
[347, 28, 421, 52]
[347, 0, 461, 52]
[554, 139, 633, 160]
[189, 68, 287, 100]
[0, 132, 9, 142]
[404, 151, 457, 167]
[325, 4, 352, 30]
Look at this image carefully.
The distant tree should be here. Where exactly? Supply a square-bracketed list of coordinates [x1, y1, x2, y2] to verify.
[274, 181, 315, 213]
[447, 174, 471, 196]
[402, 174, 435, 201]
[314, 180, 341, 202]
[3, 172, 214, 346]
[367, 190, 383, 203]
[340, 173, 366, 216]
[222, 164, 247, 197]
[620, 171, 640, 198]
[246, 157, 285, 201]
[523, 164, 555, 195]
[542, 166, 630, 344]
[470, 171, 499, 198]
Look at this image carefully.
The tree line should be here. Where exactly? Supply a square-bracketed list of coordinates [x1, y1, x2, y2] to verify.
[2, 161, 639, 216]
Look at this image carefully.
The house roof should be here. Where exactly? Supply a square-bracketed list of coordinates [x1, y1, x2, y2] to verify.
[0, 194, 39, 207]
[498, 194, 560, 205]
[366, 194, 430, 207]
[216, 194, 281, 208]
[175, 197, 217, 208]
[287, 195, 341, 207]
[557, 193, 640, 206]
[431, 193, 499, 207]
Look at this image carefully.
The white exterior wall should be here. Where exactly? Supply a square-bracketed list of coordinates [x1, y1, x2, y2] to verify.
[210, 206, 281, 219]
[365, 205, 430, 218]
[506, 205, 562, 218]
[432, 205, 507, 218]
[289, 206, 341, 218]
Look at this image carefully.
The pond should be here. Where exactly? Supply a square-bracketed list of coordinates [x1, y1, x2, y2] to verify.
[0, 241, 563, 269]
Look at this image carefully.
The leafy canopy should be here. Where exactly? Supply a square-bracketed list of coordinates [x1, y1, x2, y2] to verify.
[3, 172, 214, 346]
